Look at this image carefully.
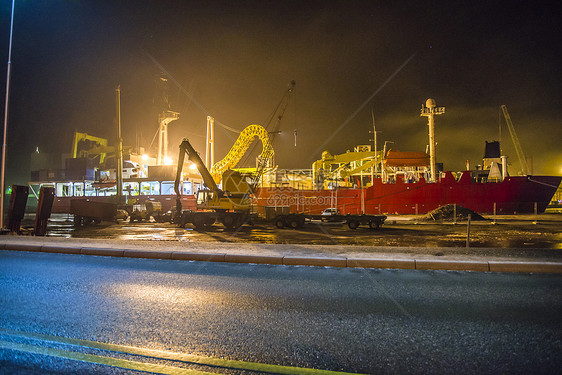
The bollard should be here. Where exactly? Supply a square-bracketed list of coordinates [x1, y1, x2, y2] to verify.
[7, 185, 29, 233]
[453, 203, 457, 225]
[466, 213, 471, 248]
[492, 202, 497, 225]
[533, 202, 538, 225]
[34, 186, 55, 236]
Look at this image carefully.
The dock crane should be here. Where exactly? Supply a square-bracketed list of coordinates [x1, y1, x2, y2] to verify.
[500, 105, 529, 175]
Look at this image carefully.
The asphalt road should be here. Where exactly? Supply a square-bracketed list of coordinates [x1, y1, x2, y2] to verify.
[1, 251, 561, 374]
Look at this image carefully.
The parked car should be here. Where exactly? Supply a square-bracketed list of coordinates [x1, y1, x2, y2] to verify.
[321, 208, 342, 222]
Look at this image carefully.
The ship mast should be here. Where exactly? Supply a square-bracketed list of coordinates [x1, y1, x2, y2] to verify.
[155, 74, 179, 165]
[420, 98, 445, 182]
[205, 116, 214, 168]
[157, 110, 179, 165]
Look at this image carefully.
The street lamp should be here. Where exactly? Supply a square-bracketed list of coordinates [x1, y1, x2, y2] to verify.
[1, 0, 16, 228]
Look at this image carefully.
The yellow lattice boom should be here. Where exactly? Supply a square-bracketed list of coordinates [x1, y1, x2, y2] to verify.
[210, 124, 274, 182]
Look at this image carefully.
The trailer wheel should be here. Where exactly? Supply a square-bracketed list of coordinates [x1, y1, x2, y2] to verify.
[288, 215, 300, 229]
[275, 217, 285, 229]
[233, 215, 247, 229]
[222, 215, 236, 229]
[192, 215, 207, 230]
[347, 220, 359, 230]
[369, 220, 380, 229]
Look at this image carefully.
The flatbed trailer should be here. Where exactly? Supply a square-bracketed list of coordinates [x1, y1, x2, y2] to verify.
[175, 208, 386, 231]
[272, 213, 387, 230]
[178, 210, 251, 230]
[70, 199, 117, 226]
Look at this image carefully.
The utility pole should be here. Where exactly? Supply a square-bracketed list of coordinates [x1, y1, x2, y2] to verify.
[115, 86, 123, 204]
[1, 0, 15, 229]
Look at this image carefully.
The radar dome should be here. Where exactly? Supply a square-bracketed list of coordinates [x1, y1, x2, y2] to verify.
[426, 98, 436, 108]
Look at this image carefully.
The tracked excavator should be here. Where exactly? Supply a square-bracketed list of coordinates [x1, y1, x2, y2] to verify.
[174, 138, 252, 229]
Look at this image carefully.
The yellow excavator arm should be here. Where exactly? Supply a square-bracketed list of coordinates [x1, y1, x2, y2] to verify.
[174, 138, 251, 215]
[175, 138, 220, 197]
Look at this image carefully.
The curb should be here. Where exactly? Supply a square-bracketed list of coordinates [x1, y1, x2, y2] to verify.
[81, 247, 124, 257]
[171, 252, 226, 262]
[415, 259, 490, 272]
[225, 254, 283, 265]
[347, 258, 415, 270]
[489, 261, 562, 274]
[283, 256, 347, 268]
[1, 243, 561, 274]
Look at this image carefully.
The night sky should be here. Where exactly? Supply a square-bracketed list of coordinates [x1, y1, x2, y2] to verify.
[1, 0, 561, 187]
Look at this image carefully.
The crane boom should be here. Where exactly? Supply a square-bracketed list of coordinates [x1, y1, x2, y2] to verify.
[174, 137, 251, 227]
[209, 124, 274, 183]
[500, 105, 528, 175]
[175, 138, 220, 200]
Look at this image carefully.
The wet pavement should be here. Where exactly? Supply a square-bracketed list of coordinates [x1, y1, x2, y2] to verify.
[36, 213, 561, 247]
[9, 211, 562, 263]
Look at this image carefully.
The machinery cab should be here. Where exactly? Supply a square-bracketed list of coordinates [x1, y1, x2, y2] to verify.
[195, 189, 216, 209]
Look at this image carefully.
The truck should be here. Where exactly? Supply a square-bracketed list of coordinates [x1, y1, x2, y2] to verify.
[173, 138, 386, 231]
[128, 201, 166, 223]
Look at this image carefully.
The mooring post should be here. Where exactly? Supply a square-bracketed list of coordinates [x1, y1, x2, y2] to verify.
[466, 213, 471, 248]
[453, 203, 457, 225]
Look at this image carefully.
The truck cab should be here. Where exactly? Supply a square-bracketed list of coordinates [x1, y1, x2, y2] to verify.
[321, 208, 342, 222]
[321, 208, 341, 216]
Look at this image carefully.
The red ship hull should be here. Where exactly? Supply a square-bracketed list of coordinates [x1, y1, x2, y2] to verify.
[255, 172, 561, 215]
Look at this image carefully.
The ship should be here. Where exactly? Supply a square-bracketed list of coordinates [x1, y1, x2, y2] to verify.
[28, 100, 561, 217]
[252, 99, 561, 216]
[254, 171, 562, 215]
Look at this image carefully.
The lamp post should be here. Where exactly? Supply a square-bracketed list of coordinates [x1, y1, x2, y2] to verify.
[1, 0, 16, 228]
